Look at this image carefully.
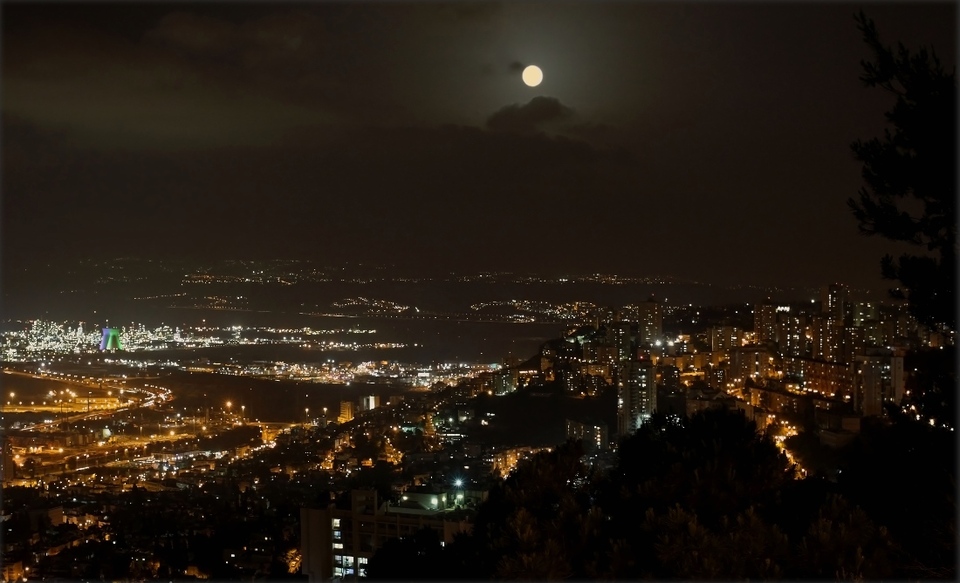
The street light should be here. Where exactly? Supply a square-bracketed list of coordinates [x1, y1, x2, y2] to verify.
[305, 408, 310, 424]
[241, 405, 245, 423]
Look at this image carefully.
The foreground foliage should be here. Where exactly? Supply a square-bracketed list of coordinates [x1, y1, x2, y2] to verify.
[848, 11, 956, 330]
[368, 408, 956, 580]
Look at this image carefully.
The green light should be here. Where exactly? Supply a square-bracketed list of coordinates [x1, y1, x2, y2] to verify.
[100, 328, 122, 351]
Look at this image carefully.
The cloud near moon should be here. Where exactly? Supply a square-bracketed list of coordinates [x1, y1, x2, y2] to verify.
[486, 96, 572, 134]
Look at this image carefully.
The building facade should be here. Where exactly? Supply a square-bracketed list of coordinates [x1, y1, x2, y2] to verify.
[301, 490, 471, 582]
[618, 361, 656, 437]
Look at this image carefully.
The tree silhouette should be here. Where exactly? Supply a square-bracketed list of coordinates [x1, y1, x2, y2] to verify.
[848, 11, 956, 330]
[366, 527, 449, 580]
[796, 495, 896, 580]
[442, 439, 603, 579]
[365, 409, 954, 580]
[836, 418, 956, 578]
[650, 505, 789, 580]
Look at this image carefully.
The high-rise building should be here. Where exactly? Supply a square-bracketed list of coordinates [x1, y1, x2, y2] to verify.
[657, 364, 681, 392]
[821, 283, 848, 322]
[810, 314, 845, 363]
[592, 306, 617, 329]
[853, 350, 905, 417]
[754, 301, 779, 345]
[851, 301, 879, 327]
[729, 346, 776, 381]
[359, 396, 380, 412]
[581, 336, 599, 363]
[709, 326, 742, 352]
[493, 368, 519, 394]
[618, 361, 656, 437]
[841, 326, 866, 365]
[877, 303, 917, 347]
[776, 311, 806, 357]
[338, 401, 355, 424]
[565, 419, 609, 452]
[635, 297, 663, 347]
[706, 364, 726, 390]
[606, 321, 633, 363]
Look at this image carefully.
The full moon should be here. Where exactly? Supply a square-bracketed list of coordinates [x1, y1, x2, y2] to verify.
[522, 65, 543, 87]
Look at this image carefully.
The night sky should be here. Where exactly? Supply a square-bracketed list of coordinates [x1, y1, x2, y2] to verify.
[2, 2, 955, 288]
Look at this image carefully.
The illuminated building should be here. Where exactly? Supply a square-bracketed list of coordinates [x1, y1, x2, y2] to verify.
[853, 350, 905, 417]
[565, 419, 609, 452]
[301, 490, 471, 582]
[782, 356, 854, 398]
[657, 364, 680, 392]
[605, 321, 633, 363]
[618, 360, 655, 437]
[583, 362, 612, 384]
[2, 560, 24, 583]
[810, 314, 844, 363]
[773, 310, 804, 357]
[492, 367, 518, 394]
[359, 395, 380, 412]
[99, 327, 122, 351]
[729, 346, 776, 381]
[581, 338, 599, 363]
[635, 296, 663, 346]
[821, 283, 848, 322]
[878, 302, 918, 347]
[709, 325, 742, 352]
[706, 363, 726, 389]
[851, 301, 879, 327]
[841, 326, 866, 365]
[338, 401, 355, 424]
[746, 384, 815, 418]
[754, 301, 779, 345]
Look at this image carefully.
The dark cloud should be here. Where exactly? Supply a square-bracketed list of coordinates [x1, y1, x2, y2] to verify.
[487, 97, 575, 134]
[143, 10, 328, 74]
[143, 11, 242, 59]
[1, 14, 341, 150]
[508, 61, 524, 72]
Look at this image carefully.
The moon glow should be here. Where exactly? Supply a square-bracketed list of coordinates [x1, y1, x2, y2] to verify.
[522, 65, 543, 87]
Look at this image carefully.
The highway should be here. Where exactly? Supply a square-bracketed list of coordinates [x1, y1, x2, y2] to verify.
[2, 368, 179, 479]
